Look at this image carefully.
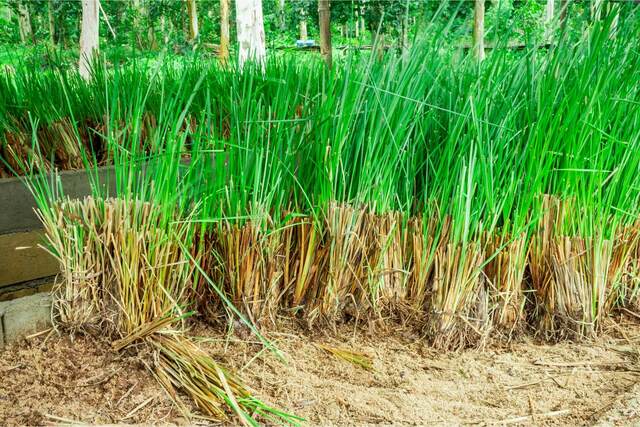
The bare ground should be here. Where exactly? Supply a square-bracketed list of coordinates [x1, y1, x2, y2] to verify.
[1, 319, 639, 426]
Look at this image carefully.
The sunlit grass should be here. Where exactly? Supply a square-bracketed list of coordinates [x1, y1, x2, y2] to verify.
[5, 10, 640, 423]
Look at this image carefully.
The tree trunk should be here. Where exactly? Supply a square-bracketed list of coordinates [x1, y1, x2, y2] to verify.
[277, 0, 286, 31]
[318, 0, 332, 67]
[144, 1, 157, 50]
[17, 0, 33, 44]
[236, 0, 266, 70]
[559, 0, 569, 31]
[401, 0, 409, 59]
[473, 0, 485, 62]
[186, 0, 199, 42]
[79, 0, 100, 80]
[48, 0, 56, 44]
[219, 0, 230, 62]
[544, 0, 555, 41]
[133, 0, 144, 48]
[300, 10, 308, 40]
[354, 7, 359, 38]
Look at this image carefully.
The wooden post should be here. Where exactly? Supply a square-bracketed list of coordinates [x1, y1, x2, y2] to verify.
[318, 0, 332, 67]
[473, 0, 485, 62]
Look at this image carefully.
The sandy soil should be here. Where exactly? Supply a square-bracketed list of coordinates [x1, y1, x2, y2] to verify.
[1, 320, 639, 426]
[0, 335, 179, 425]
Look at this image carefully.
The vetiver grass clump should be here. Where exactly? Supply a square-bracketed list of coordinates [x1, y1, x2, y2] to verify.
[8, 11, 640, 423]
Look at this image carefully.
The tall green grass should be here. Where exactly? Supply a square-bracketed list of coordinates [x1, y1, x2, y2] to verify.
[4, 9, 640, 421]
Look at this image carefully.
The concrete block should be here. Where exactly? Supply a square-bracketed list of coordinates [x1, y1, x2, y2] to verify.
[0, 278, 54, 302]
[0, 166, 116, 234]
[0, 292, 52, 348]
[0, 231, 59, 288]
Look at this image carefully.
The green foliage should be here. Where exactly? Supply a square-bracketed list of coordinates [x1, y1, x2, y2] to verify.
[513, 0, 545, 40]
[3, 5, 640, 349]
[1, 0, 630, 52]
[3, 12, 639, 234]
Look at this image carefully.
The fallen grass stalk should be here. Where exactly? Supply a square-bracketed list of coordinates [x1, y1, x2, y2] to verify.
[317, 343, 374, 371]
[149, 333, 303, 425]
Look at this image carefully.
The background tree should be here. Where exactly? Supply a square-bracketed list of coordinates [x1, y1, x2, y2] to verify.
[47, 0, 55, 44]
[473, 0, 485, 61]
[236, 0, 266, 69]
[296, 1, 309, 40]
[331, 0, 360, 40]
[318, 0, 331, 66]
[276, 0, 285, 30]
[361, 0, 409, 56]
[186, 0, 199, 42]
[79, 0, 99, 79]
[219, 0, 230, 61]
[17, 0, 32, 43]
[0, 0, 629, 70]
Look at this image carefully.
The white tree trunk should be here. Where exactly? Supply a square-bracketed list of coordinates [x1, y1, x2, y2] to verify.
[299, 9, 308, 40]
[473, 0, 485, 62]
[79, 0, 100, 80]
[219, 0, 230, 62]
[235, 0, 266, 70]
[401, 0, 410, 60]
[544, 0, 555, 41]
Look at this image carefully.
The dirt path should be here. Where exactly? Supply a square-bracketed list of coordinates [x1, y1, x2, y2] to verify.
[1, 321, 639, 426]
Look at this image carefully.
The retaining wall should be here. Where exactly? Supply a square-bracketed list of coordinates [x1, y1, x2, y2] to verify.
[0, 167, 115, 345]
[0, 167, 115, 288]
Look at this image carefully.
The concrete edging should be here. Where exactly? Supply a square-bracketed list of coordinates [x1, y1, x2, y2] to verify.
[0, 167, 116, 292]
[0, 292, 52, 349]
[0, 166, 116, 235]
[0, 231, 58, 287]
